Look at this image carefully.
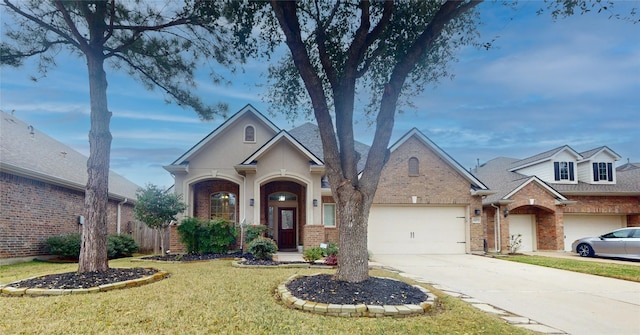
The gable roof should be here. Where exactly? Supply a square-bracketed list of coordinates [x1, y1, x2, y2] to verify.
[240, 130, 324, 166]
[503, 176, 568, 201]
[475, 148, 640, 204]
[578, 146, 621, 161]
[171, 104, 280, 165]
[508, 145, 581, 172]
[390, 128, 489, 191]
[0, 110, 140, 200]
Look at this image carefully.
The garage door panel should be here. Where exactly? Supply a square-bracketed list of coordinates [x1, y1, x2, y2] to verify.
[509, 214, 535, 252]
[563, 215, 625, 251]
[368, 206, 466, 255]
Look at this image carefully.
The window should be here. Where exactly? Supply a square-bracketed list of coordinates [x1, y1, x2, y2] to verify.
[602, 229, 631, 239]
[323, 204, 336, 227]
[553, 161, 574, 181]
[211, 192, 236, 222]
[592, 162, 613, 182]
[244, 125, 255, 142]
[408, 157, 419, 176]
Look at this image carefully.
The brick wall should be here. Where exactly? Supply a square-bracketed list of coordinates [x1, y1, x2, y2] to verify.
[373, 136, 485, 252]
[303, 225, 325, 249]
[374, 137, 473, 205]
[563, 195, 640, 214]
[0, 172, 134, 259]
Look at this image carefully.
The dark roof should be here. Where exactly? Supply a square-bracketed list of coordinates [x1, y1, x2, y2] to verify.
[288, 122, 370, 172]
[474, 152, 640, 204]
[0, 110, 140, 200]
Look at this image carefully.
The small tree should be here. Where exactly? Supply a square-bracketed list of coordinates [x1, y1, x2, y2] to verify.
[134, 184, 186, 255]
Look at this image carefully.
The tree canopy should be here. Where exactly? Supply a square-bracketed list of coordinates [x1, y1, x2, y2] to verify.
[0, 0, 244, 272]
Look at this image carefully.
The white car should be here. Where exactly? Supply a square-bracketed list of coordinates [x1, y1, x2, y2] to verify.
[571, 228, 640, 260]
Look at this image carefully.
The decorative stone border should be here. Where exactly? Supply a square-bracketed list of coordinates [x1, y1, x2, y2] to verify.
[231, 260, 336, 269]
[0, 268, 169, 297]
[276, 274, 436, 318]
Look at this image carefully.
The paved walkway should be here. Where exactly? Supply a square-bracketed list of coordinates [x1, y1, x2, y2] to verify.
[372, 254, 640, 335]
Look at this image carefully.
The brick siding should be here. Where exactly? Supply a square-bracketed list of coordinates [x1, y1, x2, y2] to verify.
[0, 172, 135, 259]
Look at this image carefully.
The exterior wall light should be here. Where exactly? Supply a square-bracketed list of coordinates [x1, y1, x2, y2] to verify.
[313, 199, 318, 207]
[249, 198, 254, 206]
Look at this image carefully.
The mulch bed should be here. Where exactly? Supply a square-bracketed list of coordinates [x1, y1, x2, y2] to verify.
[7, 253, 424, 306]
[286, 273, 427, 305]
[7, 268, 158, 290]
[142, 252, 310, 266]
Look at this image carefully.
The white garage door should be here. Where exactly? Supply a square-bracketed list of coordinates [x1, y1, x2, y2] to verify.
[509, 214, 535, 252]
[563, 215, 625, 251]
[368, 206, 466, 255]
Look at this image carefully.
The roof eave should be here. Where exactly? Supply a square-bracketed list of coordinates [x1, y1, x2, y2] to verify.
[1, 162, 133, 202]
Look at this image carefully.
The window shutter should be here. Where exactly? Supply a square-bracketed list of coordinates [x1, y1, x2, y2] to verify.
[553, 162, 560, 181]
[607, 163, 613, 181]
[569, 162, 574, 181]
[592, 163, 599, 181]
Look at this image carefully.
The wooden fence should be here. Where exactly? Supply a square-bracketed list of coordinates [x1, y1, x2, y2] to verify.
[126, 221, 169, 255]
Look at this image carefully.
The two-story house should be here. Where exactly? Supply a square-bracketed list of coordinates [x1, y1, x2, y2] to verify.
[475, 146, 640, 253]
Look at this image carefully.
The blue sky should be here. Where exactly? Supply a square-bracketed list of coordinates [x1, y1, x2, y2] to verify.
[1, 1, 638, 190]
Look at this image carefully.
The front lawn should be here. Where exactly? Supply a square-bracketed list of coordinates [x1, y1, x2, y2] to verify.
[497, 255, 640, 283]
[0, 258, 534, 335]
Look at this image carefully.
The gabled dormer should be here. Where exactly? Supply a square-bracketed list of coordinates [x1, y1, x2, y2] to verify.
[508, 145, 581, 184]
[577, 146, 621, 184]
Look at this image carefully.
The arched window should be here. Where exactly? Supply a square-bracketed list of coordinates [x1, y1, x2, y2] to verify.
[408, 157, 419, 176]
[211, 192, 236, 222]
[244, 125, 255, 142]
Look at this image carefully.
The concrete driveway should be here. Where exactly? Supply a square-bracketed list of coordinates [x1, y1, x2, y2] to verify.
[372, 254, 640, 335]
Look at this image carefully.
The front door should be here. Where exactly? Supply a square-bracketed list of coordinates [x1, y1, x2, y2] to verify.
[278, 208, 296, 250]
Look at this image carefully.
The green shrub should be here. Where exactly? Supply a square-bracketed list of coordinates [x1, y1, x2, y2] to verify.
[303, 247, 324, 264]
[45, 233, 138, 260]
[248, 237, 278, 260]
[244, 224, 268, 245]
[45, 233, 81, 259]
[178, 217, 238, 254]
[107, 234, 139, 259]
[202, 218, 238, 253]
[177, 217, 201, 253]
[324, 242, 339, 256]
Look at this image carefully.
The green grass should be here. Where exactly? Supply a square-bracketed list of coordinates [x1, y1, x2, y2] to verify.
[0, 258, 535, 335]
[497, 255, 640, 282]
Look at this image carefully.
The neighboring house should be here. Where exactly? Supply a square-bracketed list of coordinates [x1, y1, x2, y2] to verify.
[475, 146, 640, 253]
[164, 104, 490, 255]
[0, 110, 148, 263]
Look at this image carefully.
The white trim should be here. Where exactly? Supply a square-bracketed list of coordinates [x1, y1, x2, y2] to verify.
[389, 128, 488, 190]
[241, 131, 324, 166]
[171, 104, 280, 165]
[503, 176, 567, 200]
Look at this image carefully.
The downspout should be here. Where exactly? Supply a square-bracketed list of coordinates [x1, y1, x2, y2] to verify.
[117, 198, 128, 235]
[491, 203, 501, 253]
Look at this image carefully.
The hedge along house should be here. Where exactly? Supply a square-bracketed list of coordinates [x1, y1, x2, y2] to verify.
[164, 105, 491, 255]
[474, 146, 640, 253]
[0, 110, 146, 264]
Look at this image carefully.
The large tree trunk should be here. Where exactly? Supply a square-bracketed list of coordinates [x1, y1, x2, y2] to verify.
[334, 187, 371, 282]
[78, 51, 112, 273]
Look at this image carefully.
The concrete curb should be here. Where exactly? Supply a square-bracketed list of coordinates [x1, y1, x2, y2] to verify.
[275, 273, 436, 318]
[0, 268, 169, 297]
